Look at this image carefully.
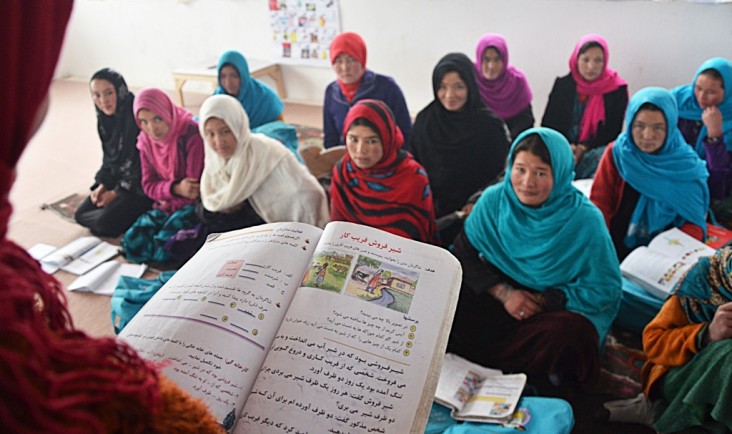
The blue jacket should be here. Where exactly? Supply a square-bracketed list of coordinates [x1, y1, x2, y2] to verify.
[323, 69, 412, 150]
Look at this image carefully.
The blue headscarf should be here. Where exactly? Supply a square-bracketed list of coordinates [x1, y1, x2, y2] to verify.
[465, 127, 621, 344]
[612, 87, 709, 248]
[214, 50, 284, 129]
[672, 57, 732, 154]
[673, 247, 732, 324]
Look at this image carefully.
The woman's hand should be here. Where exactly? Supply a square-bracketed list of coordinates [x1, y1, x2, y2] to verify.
[90, 184, 106, 205]
[95, 189, 117, 207]
[570, 143, 588, 165]
[174, 178, 200, 200]
[702, 106, 724, 140]
[490, 283, 543, 321]
[707, 301, 732, 343]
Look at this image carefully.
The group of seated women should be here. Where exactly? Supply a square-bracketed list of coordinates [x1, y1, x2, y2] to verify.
[68, 27, 732, 431]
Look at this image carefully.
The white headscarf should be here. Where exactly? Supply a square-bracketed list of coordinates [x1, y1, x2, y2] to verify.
[199, 95, 329, 227]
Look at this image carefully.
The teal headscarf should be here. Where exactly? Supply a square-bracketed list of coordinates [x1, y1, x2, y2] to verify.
[673, 247, 732, 324]
[672, 57, 732, 155]
[465, 127, 621, 344]
[612, 87, 709, 249]
[214, 50, 284, 129]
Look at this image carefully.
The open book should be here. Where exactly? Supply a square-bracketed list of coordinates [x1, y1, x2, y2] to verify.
[620, 227, 716, 299]
[118, 221, 462, 433]
[434, 353, 526, 424]
[67, 260, 147, 296]
[30, 236, 119, 275]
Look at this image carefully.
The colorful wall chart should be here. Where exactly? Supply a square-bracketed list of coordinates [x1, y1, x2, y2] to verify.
[269, 0, 341, 67]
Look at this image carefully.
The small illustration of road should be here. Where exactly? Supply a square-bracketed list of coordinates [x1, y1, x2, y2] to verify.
[371, 287, 394, 307]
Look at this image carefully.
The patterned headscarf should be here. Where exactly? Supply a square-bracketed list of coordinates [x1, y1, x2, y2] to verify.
[674, 247, 732, 324]
[90, 68, 142, 190]
[0, 2, 174, 432]
[330, 100, 437, 243]
[569, 34, 628, 142]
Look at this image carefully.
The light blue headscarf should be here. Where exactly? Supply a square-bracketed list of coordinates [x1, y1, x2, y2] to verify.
[214, 50, 284, 129]
[465, 127, 621, 344]
[671, 57, 732, 155]
[613, 87, 709, 248]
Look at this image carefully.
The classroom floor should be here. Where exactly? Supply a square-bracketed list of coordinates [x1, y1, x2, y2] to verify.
[9, 79, 654, 433]
[9, 78, 321, 337]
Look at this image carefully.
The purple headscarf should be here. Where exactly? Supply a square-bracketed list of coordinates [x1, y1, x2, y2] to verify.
[474, 33, 533, 120]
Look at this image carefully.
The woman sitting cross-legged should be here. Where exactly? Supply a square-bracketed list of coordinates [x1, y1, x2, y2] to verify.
[330, 99, 437, 244]
[121, 88, 205, 264]
[75, 68, 153, 236]
[590, 87, 710, 262]
[197, 94, 329, 233]
[447, 127, 622, 388]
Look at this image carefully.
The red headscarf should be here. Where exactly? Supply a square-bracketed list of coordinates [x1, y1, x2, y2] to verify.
[569, 34, 628, 142]
[330, 100, 437, 244]
[0, 2, 178, 432]
[330, 32, 367, 103]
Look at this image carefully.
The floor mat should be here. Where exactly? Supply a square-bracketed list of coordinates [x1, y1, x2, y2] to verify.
[41, 193, 86, 223]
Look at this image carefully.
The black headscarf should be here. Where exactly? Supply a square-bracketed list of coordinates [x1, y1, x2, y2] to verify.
[90, 68, 143, 194]
[409, 53, 510, 218]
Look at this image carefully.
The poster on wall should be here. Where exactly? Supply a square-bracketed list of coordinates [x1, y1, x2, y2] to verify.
[269, 0, 341, 67]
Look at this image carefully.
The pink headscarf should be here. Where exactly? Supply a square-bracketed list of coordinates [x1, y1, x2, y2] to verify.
[569, 34, 627, 142]
[474, 33, 533, 120]
[133, 88, 194, 181]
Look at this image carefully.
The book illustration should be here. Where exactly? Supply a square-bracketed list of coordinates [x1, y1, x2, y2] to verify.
[119, 221, 463, 433]
[300, 249, 353, 292]
[454, 370, 481, 404]
[345, 255, 419, 314]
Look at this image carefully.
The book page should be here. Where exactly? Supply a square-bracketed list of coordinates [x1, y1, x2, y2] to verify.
[434, 353, 502, 413]
[41, 236, 101, 268]
[61, 241, 119, 275]
[621, 228, 716, 299]
[68, 261, 147, 296]
[119, 222, 323, 428]
[236, 221, 462, 434]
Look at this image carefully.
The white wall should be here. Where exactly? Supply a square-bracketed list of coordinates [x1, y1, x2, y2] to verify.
[57, 0, 732, 120]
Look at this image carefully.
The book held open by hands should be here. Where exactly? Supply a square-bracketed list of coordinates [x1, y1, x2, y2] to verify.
[118, 221, 462, 433]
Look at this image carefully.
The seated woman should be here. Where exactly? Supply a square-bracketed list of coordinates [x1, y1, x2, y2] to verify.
[323, 32, 412, 150]
[640, 247, 732, 433]
[672, 57, 732, 224]
[74, 68, 153, 237]
[410, 52, 509, 244]
[474, 33, 534, 140]
[215, 50, 284, 129]
[591, 87, 709, 261]
[542, 34, 628, 179]
[330, 99, 437, 244]
[197, 94, 329, 233]
[121, 88, 205, 264]
[447, 127, 621, 388]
